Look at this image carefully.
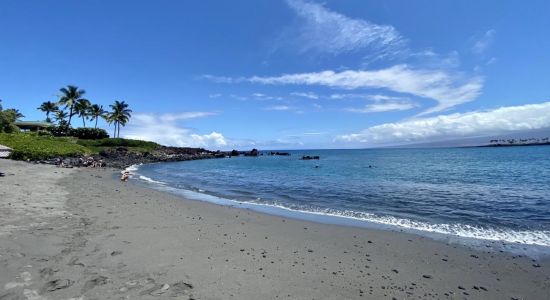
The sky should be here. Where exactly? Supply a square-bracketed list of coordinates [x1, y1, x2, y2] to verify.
[1, 0, 550, 150]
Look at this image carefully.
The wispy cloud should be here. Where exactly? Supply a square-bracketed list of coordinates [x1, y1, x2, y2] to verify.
[291, 91, 319, 99]
[265, 105, 292, 111]
[160, 112, 218, 122]
[252, 93, 283, 101]
[472, 29, 496, 55]
[209, 93, 222, 98]
[346, 99, 417, 113]
[337, 102, 550, 144]
[123, 112, 226, 148]
[330, 93, 406, 101]
[282, 0, 405, 56]
[232, 65, 483, 114]
[230, 94, 248, 101]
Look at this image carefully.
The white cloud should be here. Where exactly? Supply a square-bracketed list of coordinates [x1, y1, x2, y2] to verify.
[265, 105, 292, 111]
[472, 29, 496, 55]
[291, 92, 319, 99]
[346, 100, 417, 113]
[161, 112, 218, 122]
[243, 65, 483, 114]
[252, 93, 283, 101]
[331, 93, 406, 101]
[122, 112, 227, 149]
[337, 102, 550, 144]
[283, 0, 405, 56]
[209, 93, 222, 98]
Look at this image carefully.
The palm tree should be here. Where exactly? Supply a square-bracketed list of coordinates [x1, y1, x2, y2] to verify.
[37, 101, 59, 123]
[5, 109, 25, 121]
[54, 110, 68, 126]
[88, 104, 106, 128]
[74, 99, 91, 127]
[58, 85, 87, 127]
[109, 100, 132, 138]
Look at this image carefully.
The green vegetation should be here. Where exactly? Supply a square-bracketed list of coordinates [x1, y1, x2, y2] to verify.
[76, 138, 159, 153]
[0, 84, 142, 160]
[0, 133, 89, 160]
[106, 100, 132, 138]
[37, 101, 59, 123]
[0, 132, 159, 160]
[0, 100, 24, 133]
[35, 85, 133, 138]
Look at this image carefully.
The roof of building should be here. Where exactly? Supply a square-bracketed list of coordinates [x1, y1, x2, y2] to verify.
[14, 121, 53, 129]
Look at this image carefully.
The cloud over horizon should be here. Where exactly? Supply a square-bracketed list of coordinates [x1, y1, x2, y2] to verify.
[123, 112, 227, 148]
[337, 102, 550, 145]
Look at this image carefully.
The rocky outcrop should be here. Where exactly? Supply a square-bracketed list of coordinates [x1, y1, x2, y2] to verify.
[301, 155, 320, 160]
[244, 148, 259, 157]
[269, 151, 290, 156]
[34, 147, 268, 169]
[36, 146, 230, 169]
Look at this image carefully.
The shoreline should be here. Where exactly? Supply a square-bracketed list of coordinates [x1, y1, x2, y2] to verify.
[1, 160, 549, 299]
[127, 162, 550, 256]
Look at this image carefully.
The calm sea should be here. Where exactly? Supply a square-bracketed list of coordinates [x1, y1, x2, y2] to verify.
[128, 146, 550, 254]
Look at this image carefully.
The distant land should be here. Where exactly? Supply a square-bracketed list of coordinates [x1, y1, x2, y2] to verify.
[386, 128, 550, 149]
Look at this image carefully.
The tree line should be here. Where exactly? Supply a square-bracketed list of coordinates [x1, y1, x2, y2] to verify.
[37, 85, 132, 137]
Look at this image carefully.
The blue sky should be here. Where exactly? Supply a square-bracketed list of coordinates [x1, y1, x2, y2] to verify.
[1, 0, 550, 149]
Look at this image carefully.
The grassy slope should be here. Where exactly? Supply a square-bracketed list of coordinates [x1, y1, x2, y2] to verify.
[0, 133, 160, 161]
[0, 133, 89, 160]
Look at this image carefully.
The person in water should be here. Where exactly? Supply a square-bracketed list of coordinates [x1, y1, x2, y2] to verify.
[121, 171, 131, 182]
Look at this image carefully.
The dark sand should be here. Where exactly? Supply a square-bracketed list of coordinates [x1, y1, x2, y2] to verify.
[1, 159, 549, 299]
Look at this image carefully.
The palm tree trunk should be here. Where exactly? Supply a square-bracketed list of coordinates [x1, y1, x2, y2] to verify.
[95, 117, 98, 129]
[82, 116, 86, 128]
[68, 106, 73, 127]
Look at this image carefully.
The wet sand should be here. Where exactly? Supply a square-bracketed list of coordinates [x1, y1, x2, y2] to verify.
[1, 159, 549, 299]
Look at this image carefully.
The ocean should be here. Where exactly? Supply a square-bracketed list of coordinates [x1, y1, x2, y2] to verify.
[128, 146, 550, 254]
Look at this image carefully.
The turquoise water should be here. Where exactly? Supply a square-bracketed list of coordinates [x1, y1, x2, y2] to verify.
[130, 146, 550, 251]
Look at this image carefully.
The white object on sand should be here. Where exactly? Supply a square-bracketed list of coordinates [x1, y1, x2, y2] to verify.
[0, 144, 12, 158]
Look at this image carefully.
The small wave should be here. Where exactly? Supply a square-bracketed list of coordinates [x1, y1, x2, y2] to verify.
[238, 200, 550, 247]
[128, 174, 550, 247]
[122, 164, 142, 174]
[138, 175, 166, 185]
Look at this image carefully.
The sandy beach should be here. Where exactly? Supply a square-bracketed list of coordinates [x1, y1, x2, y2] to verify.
[1, 159, 549, 300]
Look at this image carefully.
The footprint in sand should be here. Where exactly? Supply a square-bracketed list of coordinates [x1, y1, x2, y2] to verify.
[81, 276, 108, 293]
[138, 281, 193, 297]
[41, 279, 74, 293]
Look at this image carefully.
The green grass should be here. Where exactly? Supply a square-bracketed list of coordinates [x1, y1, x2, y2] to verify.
[0, 134, 161, 161]
[0, 133, 89, 160]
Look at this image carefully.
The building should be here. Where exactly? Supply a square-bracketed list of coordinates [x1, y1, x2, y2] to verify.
[14, 121, 53, 132]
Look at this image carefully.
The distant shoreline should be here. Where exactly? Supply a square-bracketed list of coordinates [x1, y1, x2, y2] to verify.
[477, 142, 550, 148]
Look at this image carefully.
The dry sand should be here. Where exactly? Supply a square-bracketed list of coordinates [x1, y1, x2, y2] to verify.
[1, 159, 549, 299]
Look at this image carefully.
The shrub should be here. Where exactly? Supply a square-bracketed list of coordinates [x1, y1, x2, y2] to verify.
[48, 126, 109, 140]
[70, 127, 109, 139]
[48, 125, 71, 137]
[0, 133, 89, 160]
